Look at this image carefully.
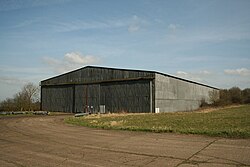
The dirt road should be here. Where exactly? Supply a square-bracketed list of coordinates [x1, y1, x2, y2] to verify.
[0, 115, 249, 167]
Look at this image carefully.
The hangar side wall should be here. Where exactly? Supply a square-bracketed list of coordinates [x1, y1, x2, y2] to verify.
[155, 73, 219, 112]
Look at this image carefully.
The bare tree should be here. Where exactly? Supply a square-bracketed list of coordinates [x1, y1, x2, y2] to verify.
[229, 87, 242, 104]
[209, 90, 219, 104]
[0, 83, 39, 111]
[14, 92, 25, 111]
[21, 83, 39, 111]
[0, 98, 15, 111]
[242, 88, 250, 103]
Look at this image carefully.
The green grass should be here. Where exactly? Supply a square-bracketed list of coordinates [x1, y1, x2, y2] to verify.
[65, 105, 250, 138]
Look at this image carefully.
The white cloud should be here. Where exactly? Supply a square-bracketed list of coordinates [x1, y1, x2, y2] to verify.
[0, 76, 42, 101]
[42, 57, 60, 66]
[174, 69, 250, 89]
[53, 20, 111, 32]
[0, 0, 70, 11]
[12, 19, 38, 28]
[0, 66, 49, 75]
[0, 76, 28, 85]
[128, 24, 140, 32]
[165, 24, 250, 44]
[64, 52, 98, 64]
[176, 71, 188, 75]
[168, 24, 181, 32]
[176, 71, 202, 82]
[128, 15, 140, 32]
[198, 70, 211, 75]
[43, 52, 100, 74]
[176, 70, 212, 82]
[168, 24, 177, 31]
[224, 68, 250, 76]
[45, 15, 148, 33]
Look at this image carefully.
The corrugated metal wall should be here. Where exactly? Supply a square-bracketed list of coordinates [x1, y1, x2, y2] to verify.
[41, 85, 74, 112]
[100, 80, 151, 113]
[74, 84, 100, 113]
[41, 66, 218, 113]
[41, 66, 154, 85]
[155, 73, 219, 112]
[41, 67, 154, 113]
[42, 80, 151, 113]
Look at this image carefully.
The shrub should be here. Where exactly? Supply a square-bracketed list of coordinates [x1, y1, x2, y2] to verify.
[210, 87, 250, 107]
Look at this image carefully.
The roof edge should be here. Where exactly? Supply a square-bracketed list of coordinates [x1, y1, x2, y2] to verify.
[154, 72, 219, 90]
[41, 65, 219, 90]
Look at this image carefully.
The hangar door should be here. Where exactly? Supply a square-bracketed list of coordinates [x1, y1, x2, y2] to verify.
[74, 84, 100, 113]
[42, 80, 152, 113]
[100, 80, 151, 113]
[41, 85, 74, 112]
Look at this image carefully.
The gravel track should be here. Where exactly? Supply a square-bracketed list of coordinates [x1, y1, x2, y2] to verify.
[0, 115, 249, 167]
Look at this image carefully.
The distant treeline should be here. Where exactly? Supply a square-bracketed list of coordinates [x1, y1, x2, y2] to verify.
[0, 83, 40, 111]
[217, 87, 250, 105]
[202, 87, 250, 107]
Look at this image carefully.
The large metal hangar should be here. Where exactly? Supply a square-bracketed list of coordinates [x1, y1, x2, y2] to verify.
[40, 66, 219, 113]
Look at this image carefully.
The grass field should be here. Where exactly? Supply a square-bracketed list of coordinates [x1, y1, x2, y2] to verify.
[65, 105, 250, 138]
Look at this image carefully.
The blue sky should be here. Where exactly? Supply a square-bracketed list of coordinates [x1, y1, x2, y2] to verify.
[0, 0, 250, 101]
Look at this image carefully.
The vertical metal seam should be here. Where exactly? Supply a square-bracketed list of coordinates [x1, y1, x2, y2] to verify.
[150, 80, 153, 113]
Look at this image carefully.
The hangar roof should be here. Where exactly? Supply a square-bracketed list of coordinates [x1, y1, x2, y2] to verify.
[41, 66, 219, 89]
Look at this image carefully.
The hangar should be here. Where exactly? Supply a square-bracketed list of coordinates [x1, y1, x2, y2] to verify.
[40, 66, 219, 113]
